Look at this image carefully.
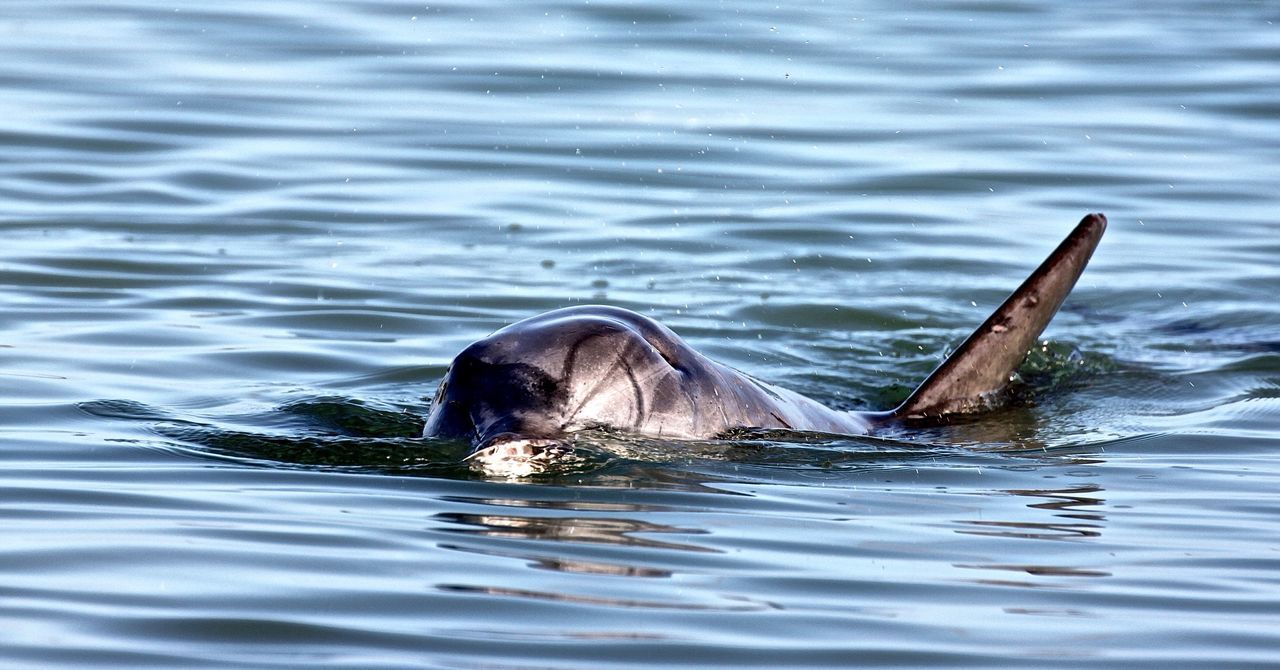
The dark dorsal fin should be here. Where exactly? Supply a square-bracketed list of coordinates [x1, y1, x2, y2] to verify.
[891, 213, 1107, 421]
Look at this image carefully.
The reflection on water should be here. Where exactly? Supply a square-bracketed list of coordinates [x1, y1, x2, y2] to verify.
[438, 495, 669, 513]
[954, 482, 1110, 593]
[439, 541, 674, 578]
[1015, 483, 1108, 522]
[436, 511, 714, 553]
[958, 564, 1112, 580]
[436, 584, 775, 613]
[957, 483, 1108, 541]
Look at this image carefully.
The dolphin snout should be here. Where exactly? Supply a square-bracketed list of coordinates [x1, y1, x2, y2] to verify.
[464, 433, 575, 476]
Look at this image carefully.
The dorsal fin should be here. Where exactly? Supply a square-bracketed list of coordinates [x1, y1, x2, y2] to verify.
[891, 213, 1107, 421]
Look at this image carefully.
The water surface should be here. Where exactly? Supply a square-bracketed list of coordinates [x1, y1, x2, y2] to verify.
[2, 1, 1279, 667]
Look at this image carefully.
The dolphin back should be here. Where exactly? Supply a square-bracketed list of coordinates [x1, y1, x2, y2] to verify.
[890, 213, 1107, 421]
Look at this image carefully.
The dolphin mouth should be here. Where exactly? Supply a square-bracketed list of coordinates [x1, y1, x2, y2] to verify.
[464, 433, 574, 476]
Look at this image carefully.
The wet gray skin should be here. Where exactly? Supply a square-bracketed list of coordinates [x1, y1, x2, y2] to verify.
[424, 214, 1107, 464]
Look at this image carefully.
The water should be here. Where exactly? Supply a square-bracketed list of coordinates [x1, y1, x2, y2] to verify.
[3, 1, 1279, 667]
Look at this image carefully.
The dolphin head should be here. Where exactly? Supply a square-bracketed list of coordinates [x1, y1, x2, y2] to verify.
[423, 339, 570, 449]
[423, 307, 692, 465]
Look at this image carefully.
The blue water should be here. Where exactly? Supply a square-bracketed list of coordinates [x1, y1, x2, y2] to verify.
[3, 1, 1279, 667]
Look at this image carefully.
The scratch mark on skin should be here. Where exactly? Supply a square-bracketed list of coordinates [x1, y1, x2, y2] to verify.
[622, 354, 645, 429]
[563, 336, 640, 429]
[681, 386, 701, 434]
[558, 332, 611, 427]
[560, 331, 605, 382]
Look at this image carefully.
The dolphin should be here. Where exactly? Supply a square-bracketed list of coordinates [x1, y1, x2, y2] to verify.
[424, 213, 1107, 470]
